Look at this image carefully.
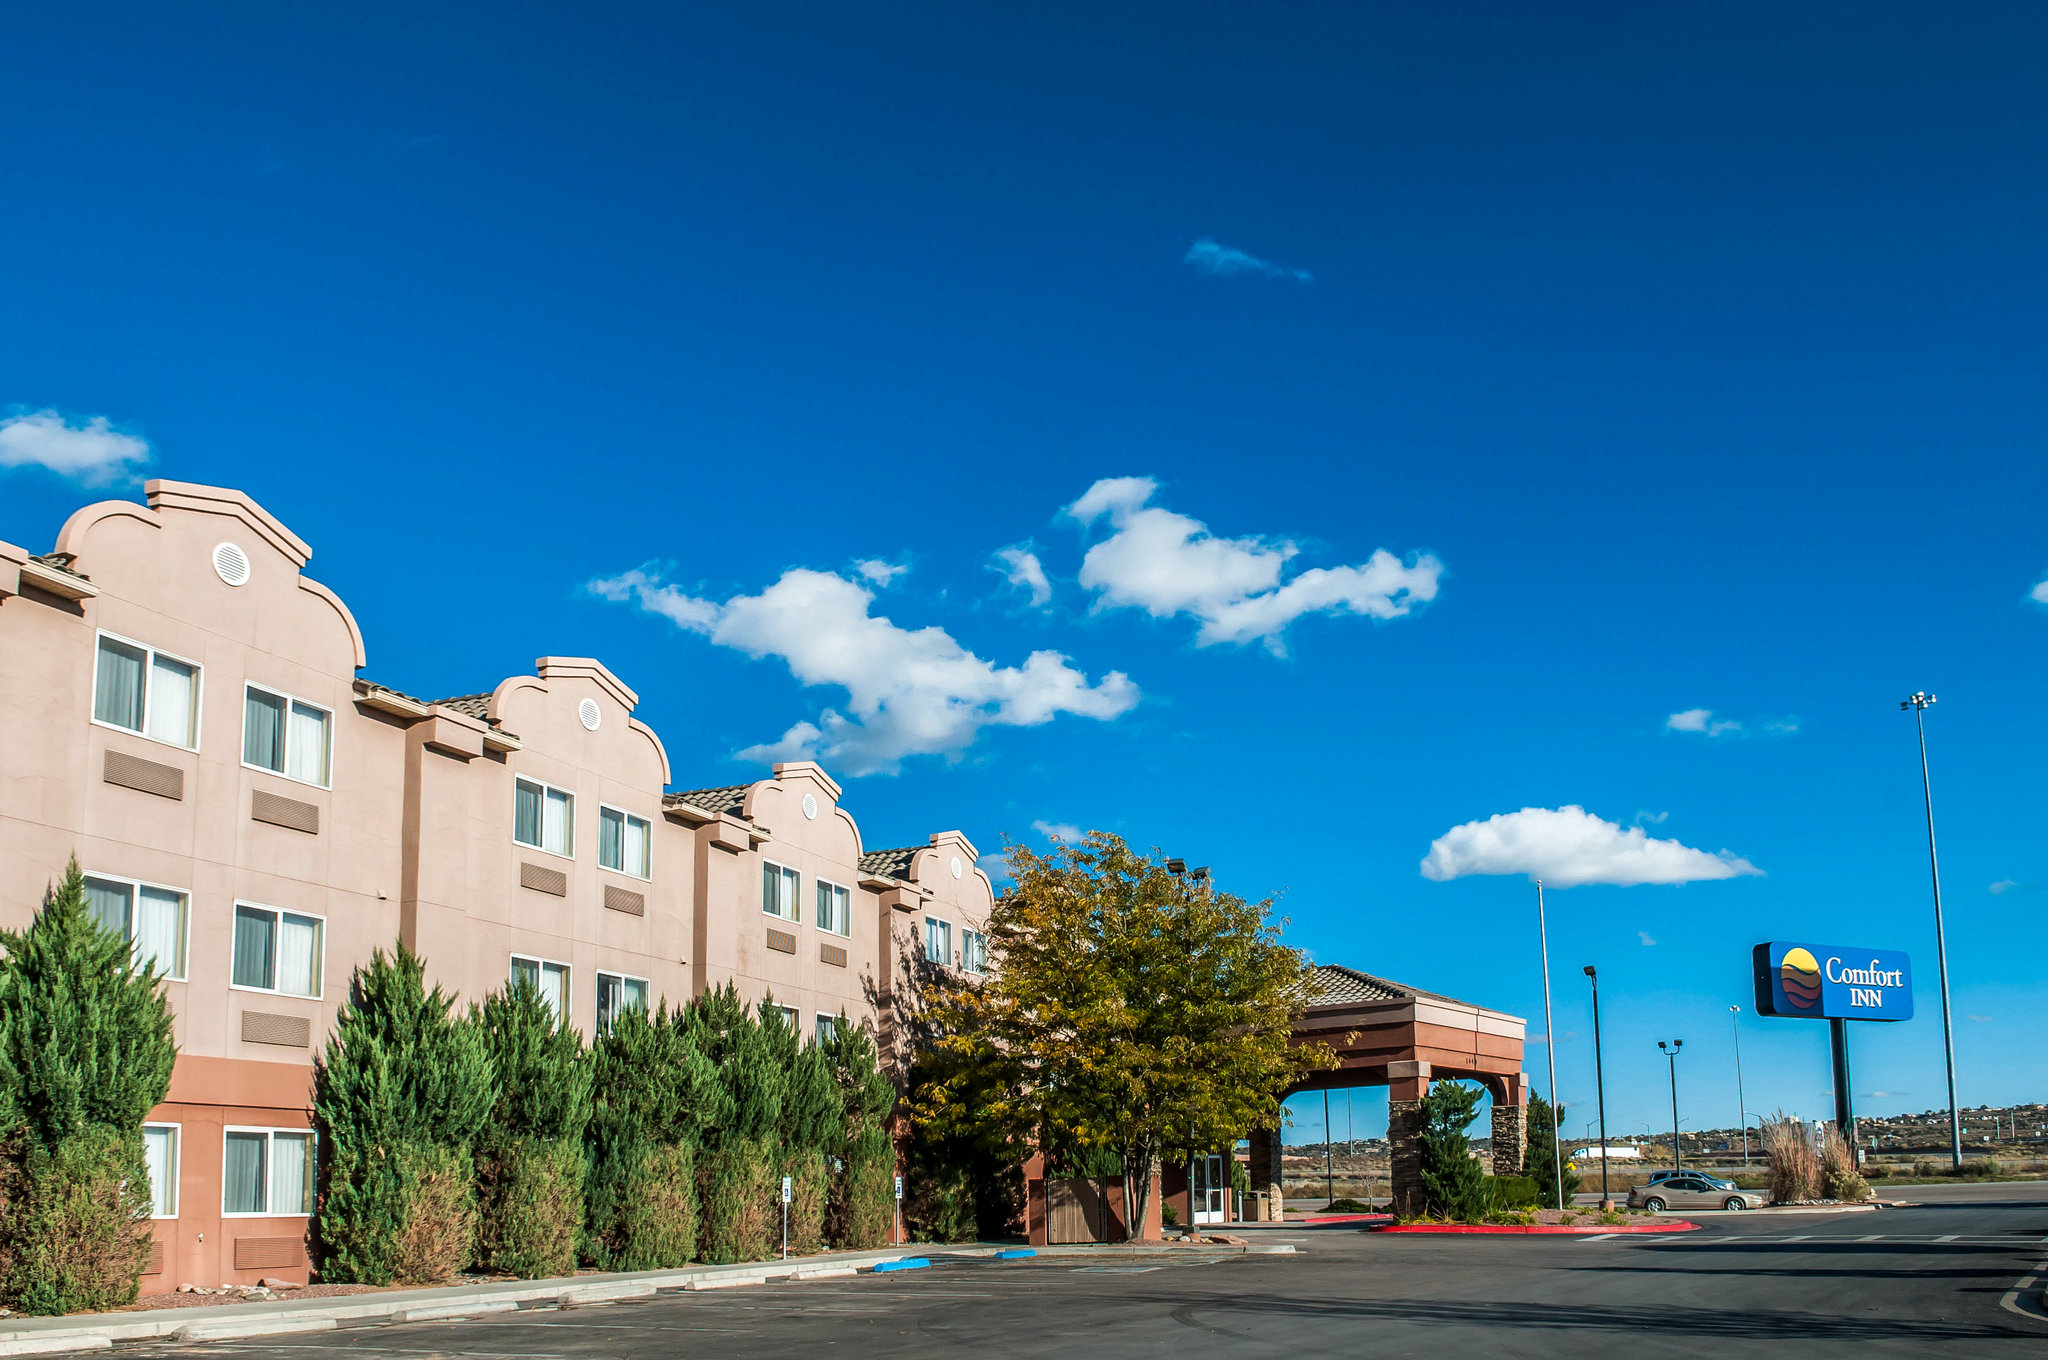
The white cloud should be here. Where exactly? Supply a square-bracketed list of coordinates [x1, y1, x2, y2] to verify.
[2031, 575, 2048, 606]
[1063, 476, 1442, 653]
[1666, 708, 1743, 738]
[854, 559, 908, 586]
[1419, 805, 1763, 888]
[994, 546, 1053, 607]
[591, 566, 1139, 776]
[0, 409, 151, 484]
[1183, 237, 1312, 283]
[1638, 931, 1657, 946]
[1031, 820, 1083, 843]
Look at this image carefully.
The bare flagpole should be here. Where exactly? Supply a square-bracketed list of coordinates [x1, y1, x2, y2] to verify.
[1536, 879, 1565, 1211]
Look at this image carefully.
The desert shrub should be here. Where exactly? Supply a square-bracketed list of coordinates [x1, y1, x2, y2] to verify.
[1914, 1158, 1941, 1178]
[583, 1003, 712, 1271]
[1863, 1163, 1890, 1180]
[1759, 1113, 1819, 1204]
[473, 981, 591, 1278]
[0, 859, 176, 1315]
[1416, 1082, 1489, 1223]
[313, 944, 494, 1285]
[1959, 1158, 2002, 1180]
[1819, 1126, 1870, 1202]
[1324, 1197, 1376, 1213]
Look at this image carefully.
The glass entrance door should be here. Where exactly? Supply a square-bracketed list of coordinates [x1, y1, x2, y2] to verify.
[1192, 1154, 1226, 1224]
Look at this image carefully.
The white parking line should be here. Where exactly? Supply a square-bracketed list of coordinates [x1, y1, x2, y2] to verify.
[1936, 1235, 1958, 1242]
[1855, 1235, 1884, 1242]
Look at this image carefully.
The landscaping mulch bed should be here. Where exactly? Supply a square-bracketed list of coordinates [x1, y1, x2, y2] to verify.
[120, 1283, 385, 1311]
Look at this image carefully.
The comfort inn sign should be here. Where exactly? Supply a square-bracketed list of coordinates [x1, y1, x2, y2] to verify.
[1752, 941, 1914, 1022]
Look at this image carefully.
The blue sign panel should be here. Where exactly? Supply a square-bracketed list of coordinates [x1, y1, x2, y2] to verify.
[1751, 942, 1913, 1021]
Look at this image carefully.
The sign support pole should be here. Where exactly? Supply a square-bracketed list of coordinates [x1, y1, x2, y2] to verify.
[1829, 1018, 1857, 1156]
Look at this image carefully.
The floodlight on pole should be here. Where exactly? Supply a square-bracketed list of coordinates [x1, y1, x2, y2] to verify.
[1583, 965, 1611, 1210]
[1658, 1039, 1684, 1171]
[1901, 691, 1963, 1171]
[1729, 1005, 1749, 1166]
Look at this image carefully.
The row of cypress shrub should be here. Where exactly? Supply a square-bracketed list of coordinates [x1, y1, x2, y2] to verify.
[312, 945, 902, 1284]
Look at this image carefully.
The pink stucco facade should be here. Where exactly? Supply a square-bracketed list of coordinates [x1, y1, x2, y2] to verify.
[0, 480, 993, 1289]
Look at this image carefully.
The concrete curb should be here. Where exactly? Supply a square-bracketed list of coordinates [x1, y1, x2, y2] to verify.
[0, 1240, 1275, 1349]
[1371, 1220, 1700, 1236]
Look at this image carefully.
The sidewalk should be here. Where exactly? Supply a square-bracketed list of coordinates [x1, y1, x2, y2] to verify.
[0, 1241, 1290, 1355]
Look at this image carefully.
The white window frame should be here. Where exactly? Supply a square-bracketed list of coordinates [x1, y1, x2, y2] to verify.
[241, 681, 333, 789]
[762, 860, 800, 923]
[776, 1004, 800, 1032]
[925, 916, 953, 968]
[228, 901, 326, 1000]
[962, 928, 988, 976]
[815, 878, 851, 938]
[595, 969, 650, 1033]
[82, 871, 190, 981]
[91, 629, 203, 752]
[143, 1122, 181, 1219]
[510, 953, 572, 1021]
[220, 1125, 316, 1219]
[514, 777, 577, 859]
[597, 803, 652, 880]
[814, 1013, 839, 1047]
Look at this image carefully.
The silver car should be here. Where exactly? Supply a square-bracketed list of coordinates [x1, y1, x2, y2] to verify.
[1628, 1173, 1764, 1213]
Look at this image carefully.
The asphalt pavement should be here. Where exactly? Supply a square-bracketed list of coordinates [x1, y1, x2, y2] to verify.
[127, 1183, 2048, 1359]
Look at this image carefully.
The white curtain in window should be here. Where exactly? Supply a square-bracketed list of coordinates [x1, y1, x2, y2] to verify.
[515, 782, 541, 846]
[143, 1126, 176, 1218]
[270, 1133, 311, 1215]
[83, 876, 132, 939]
[275, 915, 319, 997]
[599, 806, 623, 869]
[94, 638, 146, 730]
[286, 702, 328, 784]
[223, 1132, 267, 1214]
[134, 887, 185, 978]
[244, 689, 286, 770]
[539, 962, 567, 1018]
[623, 815, 648, 876]
[145, 655, 196, 747]
[622, 976, 648, 1012]
[543, 788, 571, 854]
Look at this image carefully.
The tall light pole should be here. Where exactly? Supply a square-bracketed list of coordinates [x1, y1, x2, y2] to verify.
[1901, 691, 1963, 1170]
[1535, 880, 1564, 1211]
[1729, 1005, 1749, 1166]
[1583, 965, 1611, 1209]
[1658, 1039, 1684, 1171]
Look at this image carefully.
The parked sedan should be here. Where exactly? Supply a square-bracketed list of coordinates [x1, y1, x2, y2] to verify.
[1628, 1174, 1764, 1213]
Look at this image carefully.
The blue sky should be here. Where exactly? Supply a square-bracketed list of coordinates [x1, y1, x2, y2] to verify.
[4, 3, 2045, 1141]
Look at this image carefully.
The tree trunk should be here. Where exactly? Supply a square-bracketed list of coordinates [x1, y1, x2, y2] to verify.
[1124, 1148, 1154, 1244]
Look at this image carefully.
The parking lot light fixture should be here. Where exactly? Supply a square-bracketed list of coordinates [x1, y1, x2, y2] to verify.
[1658, 1039, 1684, 1171]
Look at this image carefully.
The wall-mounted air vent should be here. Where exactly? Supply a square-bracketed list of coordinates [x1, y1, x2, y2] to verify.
[212, 542, 251, 586]
[579, 698, 601, 731]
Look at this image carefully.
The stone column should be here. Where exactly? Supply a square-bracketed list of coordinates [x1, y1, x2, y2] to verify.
[1386, 1061, 1432, 1218]
[1247, 1123, 1284, 1221]
[1489, 1072, 1530, 1176]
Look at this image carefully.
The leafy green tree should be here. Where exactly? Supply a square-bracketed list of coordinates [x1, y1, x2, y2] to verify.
[473, 980, 592, 1277]
[1523, 1095, 1581, 1210]
[0, 858, 176, 1314]
[1416, 1081, 1490, 1223]
[583, 1002, 714, 1270]
[313, 943, 494, 1285]
[912, 833, 1331, 1238]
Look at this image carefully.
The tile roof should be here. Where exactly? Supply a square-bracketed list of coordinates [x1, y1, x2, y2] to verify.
[29, 551, 88, 581]
[1291, 964, 1466, 1009]
[664, 785, 751, 816]
[355, 680, 429, 706]
[433, 693, 493, 719]
[858, 846, 919, 880]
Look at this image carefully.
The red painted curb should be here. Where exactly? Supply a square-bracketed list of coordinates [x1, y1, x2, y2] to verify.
[1369, 1220, 1699, 1235]
[1298, 1213, 1395, 1225]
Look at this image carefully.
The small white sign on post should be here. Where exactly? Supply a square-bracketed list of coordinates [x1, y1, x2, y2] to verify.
[894, 1175, 904, 1201]
[781, 1175, 793, 1205]
[781, 1176, 792, 1260]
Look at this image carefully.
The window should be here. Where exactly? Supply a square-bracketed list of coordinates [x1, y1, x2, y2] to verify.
[596, 971, 649, 1033]
[814, 1014, 839, 1047]
[143, 1124, 180, 1219]
[962, 929, 988, 976]
[762, 861, 800, 922]
[511, 955, 570, 1021]
[598, 806, 650, 878]
[231, 903, 324, 998]
[83, 873, 189, 980]
[243, 684, 331, 787]
[222, 1128, 314, 1217]
[515, 778, 575, 857]
[815, 879, 850, 937]
[924, 916, 953, 967]
[776, 1005, 799, 1032]
[93, 633, 200, 749]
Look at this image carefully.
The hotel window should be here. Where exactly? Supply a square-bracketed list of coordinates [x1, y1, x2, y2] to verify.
[815, 879, 851, 937]
[511, 955, 570, 1021]
[962, 929, 988, 976]
[598, 806, 651, 878]
[596, 971, 649, 1033]
[83, 873, 189, 980]
[777, 1005, 800, 1032]
[222, 1128, 314, 1217]
[93, 633, 200, 749]
[515, 778, 575, 857]
[924, 917, 953, 967]
[814, 1014, 839, 1047]
[143, 1124, 180, 1219]
[762, 861, 800, 922]
[243, 683, 332, 787]
[231, 903, 324, 998]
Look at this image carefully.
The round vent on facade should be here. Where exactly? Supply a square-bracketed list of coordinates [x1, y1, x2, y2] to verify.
[802, 793, 818, 820]
[578, 698, 602, 731]
[212, 542, 251, 586]
[950, 855, 964, 879]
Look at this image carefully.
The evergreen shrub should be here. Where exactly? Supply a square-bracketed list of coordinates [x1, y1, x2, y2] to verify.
[583, 1003, 710, 1271]
[474, 981, 591, 1278]
[1523, 1096, 1582, 1209]
[822, 1018, 898, 1250]
[686, 987, 785, 1263]
[1415, 1081, 1489, 1223]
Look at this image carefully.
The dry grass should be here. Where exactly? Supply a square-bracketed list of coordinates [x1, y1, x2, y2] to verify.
[1760, 1113, 1819, 1204]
